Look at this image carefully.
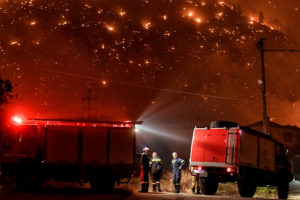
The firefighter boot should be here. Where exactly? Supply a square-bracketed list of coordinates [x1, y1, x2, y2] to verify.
[152, 183, 156, 192]
[192, 187, 196, 194]
[138, 184, 145, 193]
[175, 185, 180, 193]
[157, 183, 162, 192]
[139, 183, 148, 193]
[145, 183, 149, 192]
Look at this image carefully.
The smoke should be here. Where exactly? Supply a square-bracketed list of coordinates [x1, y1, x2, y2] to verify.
[235, 0, 300, 43]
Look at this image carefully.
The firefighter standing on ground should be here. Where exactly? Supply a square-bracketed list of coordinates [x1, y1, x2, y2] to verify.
[136, 147, 150, 193]
[171, 152, 185, 193]
[149, 152, 163, 192]
[190, 166, 200, 194]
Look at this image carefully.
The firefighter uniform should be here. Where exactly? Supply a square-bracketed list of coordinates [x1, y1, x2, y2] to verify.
[136, 147, 150, 192]
[171, 156, 185, 193]
[190, 166, 200, 194]
[149, 153, 162, 192]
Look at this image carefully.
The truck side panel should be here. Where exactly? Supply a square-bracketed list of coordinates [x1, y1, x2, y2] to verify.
[109, 128, 134, 164]
[82, 127, 107, 164]
[259, 138, 275, 171]
[239, 132, 258, 168]
[45, 126, 79, 164]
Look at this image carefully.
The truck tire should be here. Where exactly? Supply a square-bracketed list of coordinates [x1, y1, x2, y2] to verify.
[16, 160, 43, 192]
[277, 181, 289, 199]
[200, 178, 218, 195]
[238, 179, 256, 197]
[89, 169, 115, 192]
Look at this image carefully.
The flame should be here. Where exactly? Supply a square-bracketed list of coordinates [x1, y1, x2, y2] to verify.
[58, 20, 68, 26]
[106, 25, 115, 31]
[218, 1, 225, 6]
[248, 16, 256, 25]
[143, 21, 151, 30]
[194, 18, 202, 23]
[33, 40, 40, 45]
[30, 20, 37, 26]
[97, 9, 103, 14]
[101, 80, 107, 85]
[9, 40, 21, 46]
[119, 9, 126, 16]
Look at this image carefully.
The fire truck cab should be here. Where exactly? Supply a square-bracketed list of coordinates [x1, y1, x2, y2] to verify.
[0, 116, 138, 191]
[190, 121, 293, 199]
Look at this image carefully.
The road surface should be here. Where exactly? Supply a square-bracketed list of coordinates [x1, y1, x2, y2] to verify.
[290, 181, 300, 199]
[0, 186, 279, 200]
[0, 189, 273, 200]
[1, 181, 300, 200]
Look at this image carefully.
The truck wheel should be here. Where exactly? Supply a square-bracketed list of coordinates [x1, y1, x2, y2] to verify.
[200, 178, 218, 195]
[16, 160, 43, 191]
[89, 170, 115, 192]
[277, 181, 289, 199]
[238, 179, 256, 197]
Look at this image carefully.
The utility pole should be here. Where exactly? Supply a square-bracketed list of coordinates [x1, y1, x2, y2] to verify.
[257, 38, 300, 134]
[81, 88, 98, 121]
[257, 38, 269, 134]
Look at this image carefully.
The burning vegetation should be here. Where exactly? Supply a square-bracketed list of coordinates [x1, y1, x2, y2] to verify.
[0, 0, 299, 125]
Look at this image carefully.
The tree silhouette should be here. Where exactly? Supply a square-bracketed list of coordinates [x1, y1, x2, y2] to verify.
[0, 77, 13, 106]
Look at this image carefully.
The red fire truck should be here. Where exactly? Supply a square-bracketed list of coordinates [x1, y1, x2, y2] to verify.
[0, 116, 140, 191]
[190, 121, 293, 199]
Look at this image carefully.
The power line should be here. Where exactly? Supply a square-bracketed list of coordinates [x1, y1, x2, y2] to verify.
[44, 68, 249, 102]
[264, 49, 300, 52]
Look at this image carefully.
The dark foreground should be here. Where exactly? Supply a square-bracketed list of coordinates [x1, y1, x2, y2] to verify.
[1, 181, 300, 200]
[0, 186, 276, 200]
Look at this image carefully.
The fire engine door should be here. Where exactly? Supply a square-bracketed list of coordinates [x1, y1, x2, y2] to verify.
[225, 129, 236, 165]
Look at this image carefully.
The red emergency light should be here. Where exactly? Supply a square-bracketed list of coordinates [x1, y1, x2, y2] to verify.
[226, 167, 235, 173]
[11, 116, 23, 124]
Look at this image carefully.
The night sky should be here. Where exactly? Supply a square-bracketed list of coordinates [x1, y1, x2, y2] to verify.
[1, 0, 300, 153]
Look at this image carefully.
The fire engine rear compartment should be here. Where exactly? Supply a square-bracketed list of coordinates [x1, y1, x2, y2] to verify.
[190, 128, 237, 168]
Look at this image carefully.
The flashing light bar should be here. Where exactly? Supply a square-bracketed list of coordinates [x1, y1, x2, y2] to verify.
[10, 116, 141, 128]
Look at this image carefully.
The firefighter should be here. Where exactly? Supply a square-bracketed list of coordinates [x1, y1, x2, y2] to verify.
[149, 152, 162, 192]
[136, 147, 150, 193]
[190, 166, 200, 194]
[171, 152, 185, 193]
